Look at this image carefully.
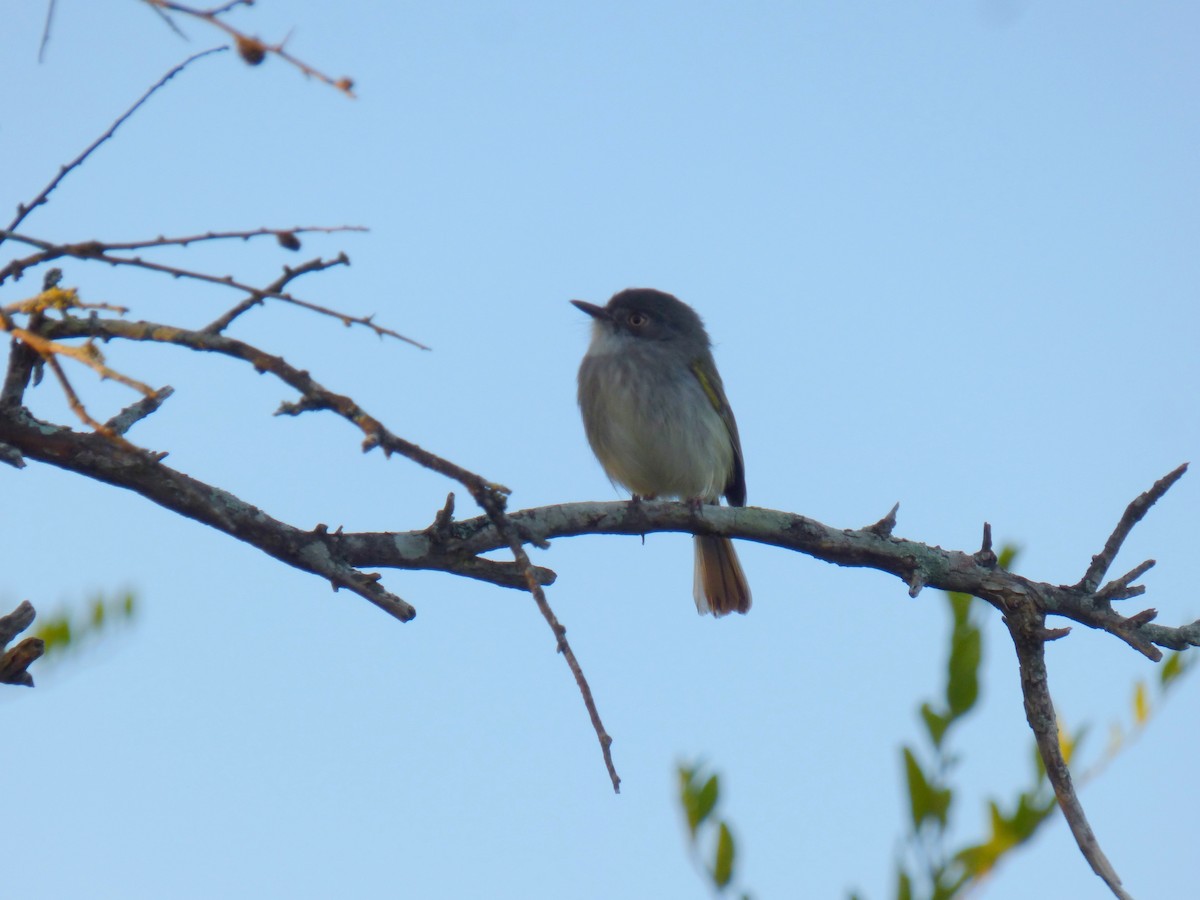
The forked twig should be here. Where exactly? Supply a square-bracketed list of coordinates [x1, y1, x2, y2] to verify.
[1, 232, 423, 347]
[143, 0, 355, 95]
[3, 47, 226, 244]
[1078, 464, 1188, 593]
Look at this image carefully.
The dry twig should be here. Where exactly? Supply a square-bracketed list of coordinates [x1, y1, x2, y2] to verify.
[142, 0, 356, 95]
[2, 47, 226, 245]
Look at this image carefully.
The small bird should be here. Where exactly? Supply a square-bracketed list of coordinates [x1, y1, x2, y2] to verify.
[572, 288, 751, 616]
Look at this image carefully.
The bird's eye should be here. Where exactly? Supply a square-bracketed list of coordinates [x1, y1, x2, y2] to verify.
[627, 312, 648, 328]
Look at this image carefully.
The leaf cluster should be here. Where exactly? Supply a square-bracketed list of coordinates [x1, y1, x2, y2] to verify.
[678, 762, 749, 898]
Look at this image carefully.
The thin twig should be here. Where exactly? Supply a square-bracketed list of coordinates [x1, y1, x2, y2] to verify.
[104, 386, 175, 435]
[206, 0, 254, 16]
[41, 354, 120, 437]
[48, 225, 367, 253]
[6, 326, 157, 397]
[203, 254, 352, 334]
[2, 47, 227, 244]
[37, 0, 57, 63]
[23, 310, 616, 786]
[143, 0, 355, 96]
[1, 234, 424, 346]
[480, 491, 621, 793]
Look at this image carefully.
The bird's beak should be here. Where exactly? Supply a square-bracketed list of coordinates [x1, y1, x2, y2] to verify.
[570, 299, 610, 321]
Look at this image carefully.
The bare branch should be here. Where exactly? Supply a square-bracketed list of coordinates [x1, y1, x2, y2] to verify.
[0, 234, 424, 346]
[104, 386, 175, 435]
[0, 406, 415, 622]
[48, 225, 367, 254]
[1004, 604, 1131, 899]
[476, 489, 621, 793]
[1095, 559, 1156, 605]
[203, 254, 354, 334]
[330, 470, 1196, 659]
[37, 0, 57, 63]
[10, 308, 1190, 810]
[1078, 463, 1188, 593]
[6, 324, 157, 398]
[22, 310, 611, 785]
[143, 1, 356, 96]
[2, 47, 227, 244]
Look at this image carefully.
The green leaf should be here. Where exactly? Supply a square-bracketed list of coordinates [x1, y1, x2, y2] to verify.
[680, 768, 719, 836]
[1009, 790, 1056, 839]
[903, 747, 949, 828]
[903, 746, 930, 828]
[713, 821, 735, 889]
[90, 597, 106, 627]
[946, 625, 982, 718]
[896, 866, 913, 900]
[955, 800, 1021, 877]
[997, 544, 1019, 572]
[695, 774, 719, 830]
[920, 702, 950, 748]
[947, 591, 973, 627]
[678, 765, 699, 837]
[34, 617, 72, 655]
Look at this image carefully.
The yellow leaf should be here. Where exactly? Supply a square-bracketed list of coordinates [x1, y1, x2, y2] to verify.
[1133, 681, 1149, 726]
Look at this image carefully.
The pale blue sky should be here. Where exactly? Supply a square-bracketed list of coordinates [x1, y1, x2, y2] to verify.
[3, 3, 1197, 898]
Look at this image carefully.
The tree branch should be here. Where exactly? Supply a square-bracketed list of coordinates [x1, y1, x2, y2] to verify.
[142, 1, 356, 95]
[1004, 604, 1131, 899]
[2, 47, 226, 246]
[6, 313, 1191, 820]
[0, 406, 416, 622]
[333, 483, 1196, 659]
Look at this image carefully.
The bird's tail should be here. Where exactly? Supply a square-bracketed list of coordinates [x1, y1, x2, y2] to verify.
[693, 535, 751, 616]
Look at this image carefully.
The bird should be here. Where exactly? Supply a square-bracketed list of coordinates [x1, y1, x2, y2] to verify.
[572, 288, 751, 616]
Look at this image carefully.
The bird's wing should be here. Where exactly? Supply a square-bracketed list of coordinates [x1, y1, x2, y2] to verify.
[689, 358, 746, 507]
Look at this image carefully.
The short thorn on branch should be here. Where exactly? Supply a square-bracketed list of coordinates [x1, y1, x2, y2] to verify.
[427, 492, 457, 542]
[865, 502, 899, 537]
[974, 521, 997, 567]
[1038, 625, 1072, 641]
